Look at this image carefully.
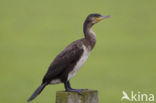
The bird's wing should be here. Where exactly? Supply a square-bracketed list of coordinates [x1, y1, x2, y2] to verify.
[42, 41, 84, 83]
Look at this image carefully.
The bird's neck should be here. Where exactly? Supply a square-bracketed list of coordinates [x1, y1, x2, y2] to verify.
[83, 21, 96, 50]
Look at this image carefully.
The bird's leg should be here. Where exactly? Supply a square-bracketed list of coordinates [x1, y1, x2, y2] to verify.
[64, 81, 88, 94]
[66, 81, 72, 89]
[67, 81, 88, 90]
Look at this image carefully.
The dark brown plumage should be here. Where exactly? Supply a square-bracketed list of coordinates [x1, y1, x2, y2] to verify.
[27, 13, 111, 102]
[43, 40, 84, 83]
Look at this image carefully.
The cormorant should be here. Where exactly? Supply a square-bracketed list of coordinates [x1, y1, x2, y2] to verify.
[27, 13, 111, 102]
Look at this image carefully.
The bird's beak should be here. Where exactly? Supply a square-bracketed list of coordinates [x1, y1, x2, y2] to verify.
[99, 15, 112, 20]
[96, 15, 111, 21]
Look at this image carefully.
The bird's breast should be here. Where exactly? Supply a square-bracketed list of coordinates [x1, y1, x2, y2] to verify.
[67, 45, 90, 80]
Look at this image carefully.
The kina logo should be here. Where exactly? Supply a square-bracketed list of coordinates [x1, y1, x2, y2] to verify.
[121, 90, 155, 102]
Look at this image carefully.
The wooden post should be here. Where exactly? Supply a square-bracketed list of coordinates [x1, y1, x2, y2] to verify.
[56, 90, 98, 103]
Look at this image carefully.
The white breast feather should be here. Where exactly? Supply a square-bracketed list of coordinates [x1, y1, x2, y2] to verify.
[67, 45, 90, 80]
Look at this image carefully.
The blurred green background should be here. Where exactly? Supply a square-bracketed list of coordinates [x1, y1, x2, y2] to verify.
[0, 0, 156, 103]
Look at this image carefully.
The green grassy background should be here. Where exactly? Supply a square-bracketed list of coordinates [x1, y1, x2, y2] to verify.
[0, 0, 156, 103]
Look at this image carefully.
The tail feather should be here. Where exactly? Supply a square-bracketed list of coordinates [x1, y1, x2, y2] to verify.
[27, 83, 47, 102]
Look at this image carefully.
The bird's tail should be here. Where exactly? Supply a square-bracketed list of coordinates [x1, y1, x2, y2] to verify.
[27, 83, 47, 102]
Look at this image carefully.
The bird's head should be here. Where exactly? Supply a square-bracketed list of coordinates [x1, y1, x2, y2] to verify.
[85, 13, 111, 25]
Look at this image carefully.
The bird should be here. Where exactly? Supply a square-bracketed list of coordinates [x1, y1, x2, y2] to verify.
[121, 91, 130, 101]
[27, 13, 111, 102]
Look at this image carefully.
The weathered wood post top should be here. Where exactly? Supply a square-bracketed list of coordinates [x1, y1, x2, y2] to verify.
[56, 90, 98, 103]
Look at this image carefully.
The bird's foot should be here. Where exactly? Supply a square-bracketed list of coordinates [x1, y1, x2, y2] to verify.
[66, 88, 87, 94]
[78, 89, 88, 91]
[71, 88, 88, 91]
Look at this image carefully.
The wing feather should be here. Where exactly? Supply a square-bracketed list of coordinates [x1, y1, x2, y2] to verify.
[42, 40, 84, 83]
